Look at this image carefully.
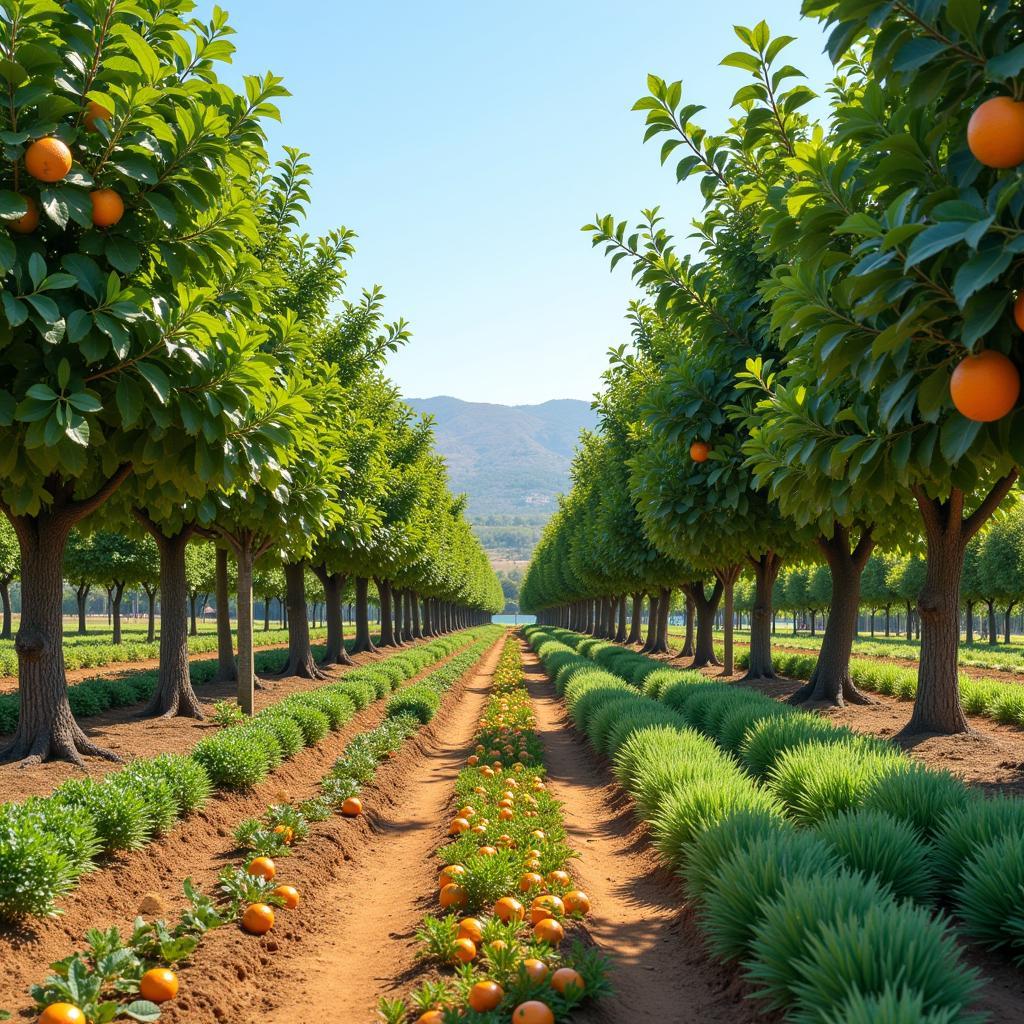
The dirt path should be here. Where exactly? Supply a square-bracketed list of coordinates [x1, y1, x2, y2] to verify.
[0, 636, 489, 1019]
[520, 642, 762, 1024]
[156, 632, 507, 1024]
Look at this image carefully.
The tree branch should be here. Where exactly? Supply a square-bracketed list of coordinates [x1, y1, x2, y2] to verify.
[60, 464, 133, 525]
[964, 471, 1020, 542]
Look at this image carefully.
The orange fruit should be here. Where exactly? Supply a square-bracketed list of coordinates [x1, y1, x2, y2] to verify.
[40, 1005, 86, 1024]
[524, 857, 542, 872]
[477, 845, 498, 857]
[529, 830, 546, 842]
[139, 968, 178, 1003]
[468, 980, 504, 1012]
[417, 1013, 444, 1024]
[471, 823, 487, 835]
[522, 958, 549, 982]
[950, 350, 1020, 422]
[342, 796, 362, 816]
[546, 870, 571, 887]
[25, 137, 72, 182]
[84, 100, 111, 132]
[563, 890, 591, 916]
[458, 806, 475, 818]
[487, 939, 508, 953]
[247, 856, 276, 881]
[467, 754, 479, 765]
[499, 807, 514, 821]
[89, 188, 124, 227]
[533, 917, 565, 945]
[550, 967, 585, 995]
[440, 865, 465, 888]
[1016, 292, 1024, 333]
[494, 896, 525, 923]
[273, 884, 300, 909]
[10, 195, 38, 233]
[241, 903, 275, 934]
[498, 798, 514, 808]
[449, 816, 470, 835]
[690, 440, 710, 462]
[518, 872, 544, 893]
[273, 824, 293, 845]
[452, 936, 476, 963]
[457, 917, 484, 943]
[512, 1002, 555, 1024]
[968, 97, 1024, 168]
[440, 883, 468, 909]
[530, 894, 564, 924]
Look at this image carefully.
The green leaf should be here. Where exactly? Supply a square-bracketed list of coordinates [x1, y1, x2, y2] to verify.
[2, 292, 28, 326]
[893, 37, 948, 72]
[144, 192, 177, 229]
[904, 221, 973, 268]
[105, 237, 140, 274]
[115, 376, 144, 427]
[720, 51, 761, 73]
[987, 44, 1024, 81]
[121, 1000, 161, 1022]
[25, 293, 60, 322]
[952, 246, 1012, 308]
[940, 413, 982, 463]
[28, 251, 46, 289]
[136, 361, 170, 403]
[945, 0, 980, 37]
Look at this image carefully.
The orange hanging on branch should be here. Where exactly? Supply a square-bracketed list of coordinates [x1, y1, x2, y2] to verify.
[950, 350, 1020, 422]
[968, 97, 1024, 169]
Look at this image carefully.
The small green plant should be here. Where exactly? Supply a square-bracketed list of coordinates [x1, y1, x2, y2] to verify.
[211, 700, 245, 727]
[415, 914, 459, 962]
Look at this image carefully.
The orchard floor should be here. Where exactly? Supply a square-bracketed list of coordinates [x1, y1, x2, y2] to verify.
[0, 632, 501, 1021]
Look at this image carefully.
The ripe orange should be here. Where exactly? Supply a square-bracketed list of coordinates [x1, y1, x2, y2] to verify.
[457, 917, 484, 943]
[533, 917, 565, 945]
[273, 884, 300, 909]
[477, 845, 498, 857]
[468, 981, 504, 1012]
[452, 936, 476, 963]
[241, 903, 275, 934]
[10, 195, 39, 233]
[512, 1001, 555, 1024]
[449, 816, 470, 835]
[494, 896, 525, 923]
[529, 830, 546, 842]
[440, 864, 465, 888]
[273, 824, 293, 844]
[546, 870, 571, 887]
[968, 97, 1024, 168]
[524, 857, 542, 872]
[499, 807, 514, 821]
[417, 1013, 444, 1024]
[518, 872, 544, 893]
[471, 823, 488, 835]
[342, 796, 362, 816]
[84, 100, 111, 132]
[1015, 292, 1024, 333]
[950, 350, 1020, 422]
[530, 894, 564, 924]
[522, 958, 549, 982]
[563, 890, 591, 916]
[550, 967, 585, 995]
[467, 754, 479, 766]
[690, 440, 710, 462]
[89, 188, 124, 227]
[25, 137, 72, 182]
[39, 1005, 86, 1024]
[247, 856, 276, 881]
[458, 805, 476, 818]
[440, 883, 468, 909]
[139, 968, 178, 1003]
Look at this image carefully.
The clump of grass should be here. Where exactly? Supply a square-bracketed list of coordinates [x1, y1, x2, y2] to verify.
[953, 833, 1024, 963]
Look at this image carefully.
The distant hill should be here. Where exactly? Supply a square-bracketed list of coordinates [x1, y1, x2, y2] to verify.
[405, 396, 597, 525]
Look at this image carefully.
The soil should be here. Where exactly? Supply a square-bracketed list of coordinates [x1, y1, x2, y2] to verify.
[0, 632, 499, 1021]
[520, 642, 763, 1024]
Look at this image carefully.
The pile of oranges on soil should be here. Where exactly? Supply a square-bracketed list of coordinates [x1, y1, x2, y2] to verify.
[381, 638, 608, 1024]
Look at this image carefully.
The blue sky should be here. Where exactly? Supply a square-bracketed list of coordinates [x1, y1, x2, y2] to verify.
[203, 1, 833, 405]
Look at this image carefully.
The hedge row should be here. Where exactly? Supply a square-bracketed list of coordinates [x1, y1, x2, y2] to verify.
[0, 628, 494, 920]
[527, 626, 1024, 1020]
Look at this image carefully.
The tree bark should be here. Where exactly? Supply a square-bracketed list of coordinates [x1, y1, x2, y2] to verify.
[641, 592, 659, 653]
[144, 586, 156, 643]
[236, 538, 256, 716]
[277, 560, 326, 678]
[745, 552, 781, 680]
[110, 581, 125, 644]
[189, 593, 198, 636]
[791, 525, 874, 707]
[1005, 604, 1015, 645]
[678, 594, 695, 658]
[627, 592, 643, 645]
[717, 565, 742, 676]
[314, 565, 353, 666]
[136, 520, 203, 719]
[351, 576, 378, 652]
[0, 578, 11, 640]
[422, 595, 434, 637]
[375, 578, 397, 647]
[613, 595, 627, 643]
[214, 546, 236, 683]
[686, 580, 723, 668]
[411, 591, 423, 639]
[75, 582, 89, 635]
[965, 601, 974, 645]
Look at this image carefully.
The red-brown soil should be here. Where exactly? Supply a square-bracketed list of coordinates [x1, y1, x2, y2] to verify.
[0, 635, 489, 1020]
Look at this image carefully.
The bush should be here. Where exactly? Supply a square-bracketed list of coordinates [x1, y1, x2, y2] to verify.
[278, 702, 331, 745]
[115, 764, 178, 835]
[304, 690, 356, 730]
[953, 833, 1024, 962]
[253, 711, 304, 759]
[387, 685, 440, 724]
[586, 695, 647, 753]
[193, 730, 270, 789]
[717, 702, 789, 755]
[861, 763, 969, 838]
[739, 713, 857, 779]
[814, 809, 935, 905]
[932, 794, 1024, 888]
[700, 829, 839, 961]
[144, 754, 212, 814]
[336, 678, 376, 710]
[630, 735, 734, 819]
[53, 777, 154, 853]
[832, 986, 959, 1024]
[19, 798, 100, 876]
[0, 803, 80, 919]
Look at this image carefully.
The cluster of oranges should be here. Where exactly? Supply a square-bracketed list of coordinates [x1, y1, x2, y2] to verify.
[411, 639, 597, 1024]
[11, 101, 125, 235]
[241, 855, 302, 936]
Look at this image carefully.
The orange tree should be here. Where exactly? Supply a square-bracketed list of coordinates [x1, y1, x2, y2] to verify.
[0, 0, 287, 763]
[750, 0, 1024, 732]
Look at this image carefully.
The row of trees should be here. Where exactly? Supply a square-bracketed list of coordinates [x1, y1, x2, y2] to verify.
[522, 0, 1024, 735]
[0, 1, 500, 765]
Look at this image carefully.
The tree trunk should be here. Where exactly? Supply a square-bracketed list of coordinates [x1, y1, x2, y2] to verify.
[236, 539, 256, 716]
[214, 546, 236, 683]
[277, 560, 325, 678]
[717, 565, 742, 676]
[745, 552, 781, 680]
[679, 594, 695, 658]
[965, 601, 974, 645]
[75, 583, 89, 634]
[646, 587, 670, 654]
[351, 577, 378, 652]
[263, 596, 270, 631]
[189, 593, 198, 636]
[791, 526, 874, 707]
[411, 592, 423, 639]
[111, 581, 125, 644]
[1005, 604, 1014, 645]
[1, 508, 121, 765]
[138, 523, 203, 719]
[686, 580, 723, 668]
[314, 566, 353, 667]
[627, 592, 643, 645]
[376, 578, 397, 647]
[422, 596, 434, 637]
[146, 587, 156, 643]
[0, 579, 11, 640]
[641, 593, 659, 653]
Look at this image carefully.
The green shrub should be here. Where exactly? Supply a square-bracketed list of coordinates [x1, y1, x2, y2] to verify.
[700, 830, 839, 961]
[279, 702, 330, 745]
[932, 794, 1024, 887]
[586, 695, 645, 753]
[814, 809, 935, 904]
[387, 685, 440, 724]
[611, 723, 686, 792]
[304, 690, 356, 730]
[739, 713, 856, 779]
[785, 903, 981, 1024]
[717, 703, 789, 755]
[832, 986, 959, 1024]
[238, 722, 284, 770]
[18, 798, 100, 876]
[115, 765, 178, 835]
[989, 686, 1024, 726]
[953, 833, 1024, 962]
[861, 763, 969, 838]
[193, 731, 270, 789]
[253, 711, 304, 758]
[630, 738, 734, 819]
[0, 803, 80, 918]
[53, 777, 154, 853]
